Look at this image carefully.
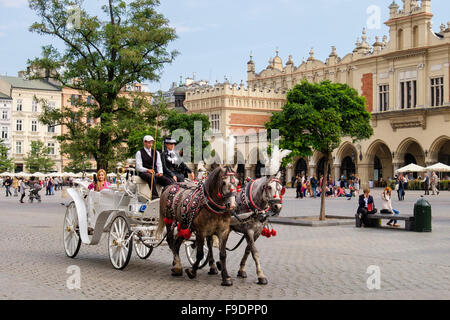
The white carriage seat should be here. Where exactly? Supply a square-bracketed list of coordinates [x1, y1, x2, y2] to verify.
[132, 175, 163, 200]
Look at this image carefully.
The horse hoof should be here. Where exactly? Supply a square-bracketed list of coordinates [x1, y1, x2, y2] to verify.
[171, 268, 182, 277]
[257, 277, 268, 285]
[221, 278, 233, 287]
[237, 270, 247, 278]
[216, 261, 222, 271]
[208, 268, 218, 275]
[185, 269, 196, 279]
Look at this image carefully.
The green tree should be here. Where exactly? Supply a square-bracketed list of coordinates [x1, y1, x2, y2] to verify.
[27, 0, 178, 171]
[24, 140, 56, 173]
[266, 80, 373, 220]
[164, 109, 210, 162]
[0, 139, 15, 172]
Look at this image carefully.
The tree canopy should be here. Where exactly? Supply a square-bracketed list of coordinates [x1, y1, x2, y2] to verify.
[266, 80, 373, 220]
[0, 139, 15, 172]
[24, 140, 56, 173]
[27, 0, 178, 171]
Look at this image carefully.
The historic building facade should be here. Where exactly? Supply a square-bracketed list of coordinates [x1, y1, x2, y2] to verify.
[0, 92, 12, 155]
[0, 75, 62, 172]
[185, 0, 450, 187]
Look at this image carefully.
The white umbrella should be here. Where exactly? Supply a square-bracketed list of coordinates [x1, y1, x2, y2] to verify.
[16, 172, 30, 178]
[425, 162, 450, 172]
[107, 173, 117, 177]
[1, 172, 14, 177]
[33, 172, 47, 178]
[62, 172, 74, 177]
[395, 163, 426, 173]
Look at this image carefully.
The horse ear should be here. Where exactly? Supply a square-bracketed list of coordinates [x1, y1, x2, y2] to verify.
[233, 163, 238, 173]
[275, 171, 282, 179]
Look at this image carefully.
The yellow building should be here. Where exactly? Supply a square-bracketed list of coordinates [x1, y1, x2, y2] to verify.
[185, 0, 450, 187]
[0, 75, 62, 172]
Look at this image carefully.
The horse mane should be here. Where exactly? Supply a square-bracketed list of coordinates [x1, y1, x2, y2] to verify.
[251, 176, 270, 207]
[204, 165, 234, 202]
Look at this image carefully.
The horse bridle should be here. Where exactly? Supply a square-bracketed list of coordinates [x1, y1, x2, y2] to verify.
[264, 178, 285, 205]
[203, 171, 237, 215]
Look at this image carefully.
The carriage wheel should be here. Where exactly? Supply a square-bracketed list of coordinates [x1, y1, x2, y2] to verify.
[185, 240, 209, 269]
[134, 238, 153, 259]
[63, 202, 81, 258]
[108, 216, 133, 270]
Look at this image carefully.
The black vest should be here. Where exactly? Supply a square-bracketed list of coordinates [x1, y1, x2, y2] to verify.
[140, 148, 158, 169]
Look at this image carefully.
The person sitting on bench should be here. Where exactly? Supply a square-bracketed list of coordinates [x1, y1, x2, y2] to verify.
[380, 187, 400, 227]
[357, 188, 377, 227]
[136, 135, 172, 199]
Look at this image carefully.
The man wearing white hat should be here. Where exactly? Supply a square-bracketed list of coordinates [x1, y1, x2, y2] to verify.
[135, 135, 171, 199]
[161, 136, 194, 183]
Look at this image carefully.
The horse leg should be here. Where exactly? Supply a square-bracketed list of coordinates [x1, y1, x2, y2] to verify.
[237, 241, 251, 279]
[206, 236, 218, 275]
[218, 230, 233, 286]
[248, 235, 267, 285]
[185, 236, 205, 279]
[171, 237, 184, 277]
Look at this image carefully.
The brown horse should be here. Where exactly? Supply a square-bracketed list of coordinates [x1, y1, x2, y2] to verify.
[207, 174, 284, 285]
[156, 165, 238, 286]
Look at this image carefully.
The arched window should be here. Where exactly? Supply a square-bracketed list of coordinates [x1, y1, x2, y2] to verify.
[413, 26, 419, 47]
[398, 29, 404, 50]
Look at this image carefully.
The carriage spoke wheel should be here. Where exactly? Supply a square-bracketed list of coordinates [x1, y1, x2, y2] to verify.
[134, 235, 153, 260]
[185, 240, 209, 269]
[63, 202, 81, 258]
[108, 216, 133, 270]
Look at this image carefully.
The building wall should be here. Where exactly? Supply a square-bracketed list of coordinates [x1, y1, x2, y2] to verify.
[9, 87, 62, 172]
[0, 97, 12, 154]
[244, 0, 450, 187]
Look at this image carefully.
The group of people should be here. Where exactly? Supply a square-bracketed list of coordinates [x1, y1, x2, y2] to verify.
[87, 136, 195, 199]
[292, 173, 361, 200]
[1, 176, 42, 203]
[422, 172, 440, 196]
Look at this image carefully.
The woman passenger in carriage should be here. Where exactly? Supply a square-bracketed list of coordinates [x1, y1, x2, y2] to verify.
[88, 169, 111, 192]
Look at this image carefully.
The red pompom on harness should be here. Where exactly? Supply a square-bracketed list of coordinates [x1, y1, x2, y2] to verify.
[163, 217, 174, 225]
[177, 223, 192, 240]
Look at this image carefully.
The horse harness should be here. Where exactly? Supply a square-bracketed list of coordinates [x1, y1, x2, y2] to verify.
[164, 172, 237, 238]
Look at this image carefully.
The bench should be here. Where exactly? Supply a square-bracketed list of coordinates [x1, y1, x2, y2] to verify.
[355, 212, 415, 231]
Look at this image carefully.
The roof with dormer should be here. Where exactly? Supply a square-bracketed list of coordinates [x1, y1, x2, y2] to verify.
[0, 76, 61, 91]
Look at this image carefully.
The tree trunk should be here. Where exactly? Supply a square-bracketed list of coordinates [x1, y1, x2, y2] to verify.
[319, 152, 330, 221]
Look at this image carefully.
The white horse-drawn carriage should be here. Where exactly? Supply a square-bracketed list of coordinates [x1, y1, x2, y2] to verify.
[63, 162, 207, 270]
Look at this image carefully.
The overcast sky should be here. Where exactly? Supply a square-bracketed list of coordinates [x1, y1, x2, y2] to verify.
[1, 0, 450, 91]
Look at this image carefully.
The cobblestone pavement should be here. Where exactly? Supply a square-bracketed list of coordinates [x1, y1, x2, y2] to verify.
[0, 187, 449, 300]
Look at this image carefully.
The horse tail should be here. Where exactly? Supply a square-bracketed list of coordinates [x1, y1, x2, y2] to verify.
[156, 196, 166, 240]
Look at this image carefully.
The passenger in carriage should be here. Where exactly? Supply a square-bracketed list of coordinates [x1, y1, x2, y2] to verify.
[135, 135, 172, 199]
[88, 169, 111, 191]
[161, 136, 195, 183]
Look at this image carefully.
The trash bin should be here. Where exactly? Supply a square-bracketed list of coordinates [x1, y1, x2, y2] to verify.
[414, 197, 432, 232]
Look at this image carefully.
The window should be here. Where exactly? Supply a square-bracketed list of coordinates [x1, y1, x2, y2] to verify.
[48, 101, 56, 110]
[16, 120, 23, 131]
[398, 29, 404, 50]
[31, 120, 38, 132]
[15, 141, 22, 154]
[431, 77, 444, 107]
[32, 100, 38, 112]
[210, 113, 220, 133]
[378, 85, 389, 111]
[47, 142, 55, 155]
[48, 125, 56, 133]
[1, 127, 7, 139]
[16, 99, 23, 111]
[71, 94, 79, 106]
[1, 110, 7, 120]
[87, 96, 95, 105]
[400, 80, 417, 109]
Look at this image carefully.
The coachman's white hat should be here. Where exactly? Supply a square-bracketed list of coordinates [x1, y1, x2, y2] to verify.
[143, 135, 154, 142]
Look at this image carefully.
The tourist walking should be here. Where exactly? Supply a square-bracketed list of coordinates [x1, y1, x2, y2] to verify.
[396, 175, 404, 201]
[431, 172, 440, 195]
[12, 177, 19, 197]
[423, 173, 430, 195]
[3, 176, 12, 197]
[19, 178, 27, 203]
[310, 175, 318, 198]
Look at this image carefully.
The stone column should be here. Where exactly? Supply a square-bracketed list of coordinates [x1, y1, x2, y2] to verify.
[392, 162, 402, 175]
[286, 164, 293, 186]
[333, 165, 341, 182]
[309, 165, 317, 178]
[357, 163, 371, 189]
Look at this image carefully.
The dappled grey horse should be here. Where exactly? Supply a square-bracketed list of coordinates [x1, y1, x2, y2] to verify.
[207, 174, 284, 285]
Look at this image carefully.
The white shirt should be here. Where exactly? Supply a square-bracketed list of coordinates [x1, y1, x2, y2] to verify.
[136, 147, 163, 174]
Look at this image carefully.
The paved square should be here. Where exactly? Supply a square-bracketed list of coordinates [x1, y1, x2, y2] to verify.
[0, 187, 449, 300]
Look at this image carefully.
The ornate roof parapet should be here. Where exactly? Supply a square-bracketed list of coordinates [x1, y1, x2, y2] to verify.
[373, 36, 384, 53]
[326, 46, 340, 65]
[247, 51, 255, 73]
[307, 47, 315, 61]
[388, 0, 430, 20]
